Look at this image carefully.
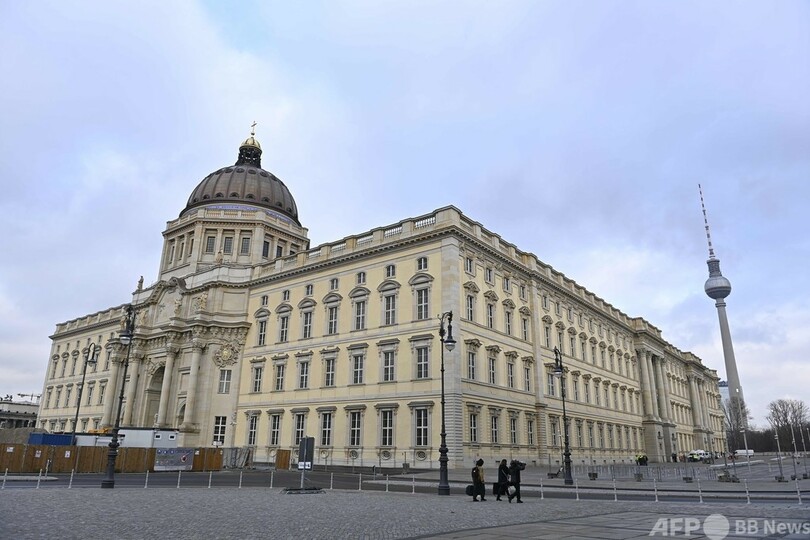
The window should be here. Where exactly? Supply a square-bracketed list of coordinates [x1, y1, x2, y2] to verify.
[576, 422, 583, 447]
[320, 412, 333, 446]
[86, 384, 94, 405]
[261, 295, 269, 306]
[330, 278, 339, 290]
[503, 277, 511, 292]
[507, 363, 514, 388]
[469, 413, 478, 443]
[542, 294, 548, 309]
[464, 257, 474, 274]
[247, 415, 258, 445]
[524, 366, 531, 391]
[527, 419, 535, 445]
[274, 364, 285, 391]
[240, 237, 251, 255]
[351, 353, 364, 384]
[305, 284, 313, 296]
[257, 320, 267, 346]
[486, 303, 495, 329]
[213, 416, 226, 444]
[298, 361, 310, 389]
[380, 410, 394, 446]
[383, 294, 397, 325]
[205, 236, 216, 253]
[349, 411, 362, 446]
[588, 423, 595, 448]
[382, 351, 395, 382]
[504, 310, 512, 335]
[572, 377, 579, 401]
[595, 383, 601, 405]
[485, 267, 493, 283]
[276, 245, 284, 258]
[557, 331, 564, 352]
[270, 414, 281, 446]
[356, 271, 366, 284]
[415, 288, 430, 320]
[519, 284, 526, 300]
[415, 408, 429, 446]
[544, 327, 551, 347]
[417, 256, 428, 271]
[604, 386, 610, 406]
[65, 386, 72, 407]
[415, 346, 429, 379]
[354, 300, 366, 330]
[488, 356, 496, 385]
[466, 294, 475, 321]
[302, 311, 313, 339]
[490, 415, 499, 444]
[547, 373, 555, 396]
[282, 290, 290, 301]
[262, 240, 270, 258]
[327, 306, 338, 334]
[223, 236, 233, 255]
[555, 301, 561, 316]
[97, 384, 105, 405]
[294, 413, 306, 445]
[279, 315, 289, 342]
[551, 418, 559, 446]
[252, 365, 263, 393]
[510, 417, 518, 445]
[467, 351, 476, 380]
[570, 336, 576, 358]
[567, 306, 573, 321]
[385, 264, 396, 278]
[324, 357, 335, 387]
[584, 380, 591, 403]
[218, 370, 232, 394]
[521, 317, 529, 340]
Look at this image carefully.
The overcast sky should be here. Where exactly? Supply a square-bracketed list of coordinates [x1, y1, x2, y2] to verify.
[1, 1, 807, 428]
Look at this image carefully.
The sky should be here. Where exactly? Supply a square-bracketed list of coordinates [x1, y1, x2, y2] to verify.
[1, 1, 808, 428]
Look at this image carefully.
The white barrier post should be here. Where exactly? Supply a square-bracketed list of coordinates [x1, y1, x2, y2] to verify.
[177, 470, 182, 488]
[575, 479, 580, 501]
[653, 478, 658, 502]
[1, 468, 7, 489]
[239, 470, 243, 489]
[744, 479, 750, 504]
[208, 471, 213, 488]
[330, 472, 334, 490]
[359, 473, 362, 491]
[270, 471, 274, 489]
[412, 475, 415, 494]
[697, 477, 703, 503]
[144, 470, 149, 488]
[612, 477, 617, 501]
[36, 469, 42, 489]
[386, 474, 389, 492]
[540, 479, 544, 500]
[69, 469, 74, 489]
[796, 478, 803, 505]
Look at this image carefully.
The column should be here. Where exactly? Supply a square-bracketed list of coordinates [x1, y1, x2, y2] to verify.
[636, 349, 655, 418]
[181, 340, 205, 430]
[157, 347, 178, 426]
[698, 380, 711, 430]
[652, 357, 671, 423]
[644, 351, 660, 420]
[101, 353, 122, 427]
[687, 376, 703, 428]
[122, 354, 142, 426]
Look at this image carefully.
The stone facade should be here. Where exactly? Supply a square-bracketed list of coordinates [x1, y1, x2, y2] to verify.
[37, 138, 725, 467]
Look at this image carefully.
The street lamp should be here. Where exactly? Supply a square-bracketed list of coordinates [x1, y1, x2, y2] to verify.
[70, 342, 98, 445]
[774, 430, 785, 482]
[552, 347, 574, 485]
[437, 311, 456, 496]
[101, 304, 135, 489]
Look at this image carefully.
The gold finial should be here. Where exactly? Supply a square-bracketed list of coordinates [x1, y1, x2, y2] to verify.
[250, 121, 257, 136]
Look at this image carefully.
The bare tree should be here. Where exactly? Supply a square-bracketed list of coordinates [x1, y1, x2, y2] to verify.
[766, 399, 808, 445]
[723, 396, 751, 451]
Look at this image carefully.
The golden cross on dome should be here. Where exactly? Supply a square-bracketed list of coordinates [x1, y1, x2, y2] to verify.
[250, 121, 257, 136]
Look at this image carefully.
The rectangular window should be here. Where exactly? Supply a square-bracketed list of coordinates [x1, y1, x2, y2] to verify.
[503, 277, 510, 292]
[356, 271, 366, 284]
[98, 384, 105, 405]
[381, 410, 394, 446]
[469, 413, 478, 443]
[327, 306, 338, 334]
[349, 411, 362, 446]
[385, 264, 396, 278]
[415, 346, 429, 379]
[490, 415, 499, 444]
[488, 357, 497, 385]
[65, 386, 72, 407]
[352, 353, 364, 384]
[572, 378, 579, 401]
[547, 373, 555, 396]
[205, 236, 216, 253]
[521, 317, 529, 340]
[595, 384, 601, 405]
[257, 320, 267, 346]
[507, 363, 514, 388]
[262, 240, 270, 258]
[466, 295, 475, 321]
[274, 364, 285, 391]
[382, 351, 395, 382]
[417, 256, 428, 271]
[524, 366, 531, 392]
[505, 311, 512, 335]
[551, 419, 559, 446]
[354, 300, 366, 330]
[510, 417, 518, 445]
[485, 267, 493, 283]
[527, 419, 535, 445]
[486, 304, 495, 328]
[416, 288, 429, 320]
[294, 413, 306, 445]
[415, 409, 429, 446]
[298, 361, 310, 389]
[384, 294, 397, 325]
[304, 284, 313, 296]
[324, 358, 335, 387]
[302, 311, 312, 339]
[252, 366, 263, 393]
[276, 245, 284, 258]
[279, 315, 289, 342]
[213, 416, 226, 444]
[218, 369, 232, 394]
[329, 277, 339, 290]
[240, 237, 251, 255]
[270, 414, 281, 446]
[467, 352, 476, 380]
[584, 381, 591, 403]
[86, 384, 94, 405]
[519, 284, 526, 299]
[570, 336, 576, 358]
[320, 412, 333, 446]
[465, 257, 474, 273]
[223, 236, 233, 255]
[247, 415, 258, 445]
[544, 327, 551, 347]
[576, 423, 584, 447]
[283, 289, 290, 301]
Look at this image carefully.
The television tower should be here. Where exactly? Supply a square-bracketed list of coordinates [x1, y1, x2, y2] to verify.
[699, 185, 744, 403]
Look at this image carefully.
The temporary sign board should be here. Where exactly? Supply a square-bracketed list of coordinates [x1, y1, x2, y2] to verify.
[297, 437, 314, 470]
[154, 448, 194, 471]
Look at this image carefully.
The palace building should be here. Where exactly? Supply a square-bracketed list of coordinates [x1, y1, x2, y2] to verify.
[38, 133, 726, 468]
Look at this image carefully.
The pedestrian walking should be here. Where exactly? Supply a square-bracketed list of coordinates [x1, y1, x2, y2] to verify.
[508, 460, 525, 503]
[496, 459, 509, 501]
[471, 458, 487, 501]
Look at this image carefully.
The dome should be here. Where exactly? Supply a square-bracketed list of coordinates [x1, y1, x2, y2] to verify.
[181, 135, 299, 225]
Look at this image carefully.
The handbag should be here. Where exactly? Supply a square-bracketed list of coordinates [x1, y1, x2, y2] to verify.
[507, 485, 516, 496]
[465, 484, 474, 496]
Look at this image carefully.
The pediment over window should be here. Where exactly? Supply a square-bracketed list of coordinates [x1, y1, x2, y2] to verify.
[502, 299, 515, 309]
[555, 321, 566, 330]
[322, 292, 342, 305]
[567, 327, 577, 335]
[253, 307, 271, 319]
[541, 315, 553, 324]
[462, 281, 480, 293]
[408, 272, 434, 286]
[483, 290, 499, 302]
[349, 286, 371, 299]
[519, 306, 531, 316]
[377, 279, 401, 293]
[464, 338, 482, 349]
[275, 303, 292, 314]
[298, 298, 317, 309]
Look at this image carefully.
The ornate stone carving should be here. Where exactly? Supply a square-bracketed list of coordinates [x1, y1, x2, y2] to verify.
[213, 342, 240, 367]
[146, 358, 166, 375]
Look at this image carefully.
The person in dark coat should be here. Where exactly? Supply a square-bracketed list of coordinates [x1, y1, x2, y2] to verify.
[471, 458, 486, 501]
[508, 460, 524, 503]
[496, 459, 509, 501]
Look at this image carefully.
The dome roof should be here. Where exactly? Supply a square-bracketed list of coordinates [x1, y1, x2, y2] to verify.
[181, 135, 299, 225]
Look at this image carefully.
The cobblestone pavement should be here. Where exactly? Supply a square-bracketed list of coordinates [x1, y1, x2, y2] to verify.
[1, 487, 807, 540]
